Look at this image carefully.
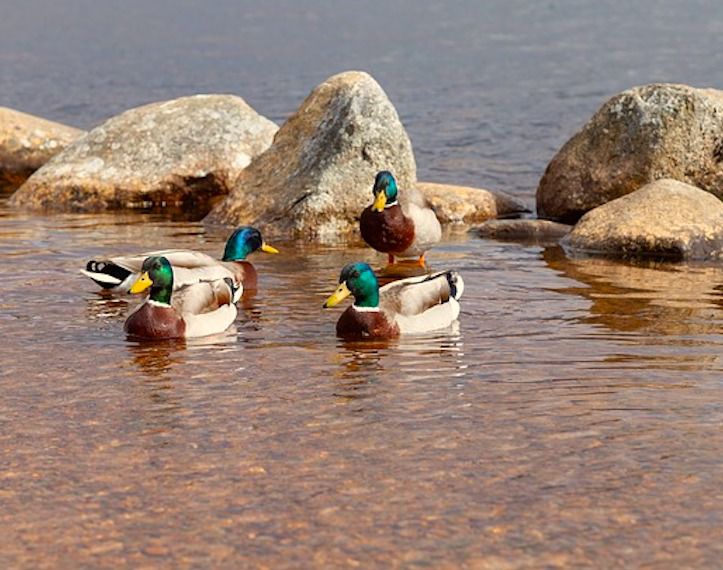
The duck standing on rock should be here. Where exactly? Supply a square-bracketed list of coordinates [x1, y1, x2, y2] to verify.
[124, 256, 239, 339]
[323, 262, 463, 339]
[360, 171, 442, 267]
[81, 226, 278, 294]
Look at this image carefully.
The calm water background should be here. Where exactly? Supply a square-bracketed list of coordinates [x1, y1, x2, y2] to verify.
[1, 1, 722, 568]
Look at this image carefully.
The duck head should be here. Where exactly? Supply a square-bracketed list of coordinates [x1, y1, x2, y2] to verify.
[130, 256, 174, 305]
[222, 226, 279, 261]
[324, 262, 380, 308]
[371, 171, 399, 212]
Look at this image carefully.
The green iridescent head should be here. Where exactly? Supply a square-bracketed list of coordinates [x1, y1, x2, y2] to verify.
[222, 226, 279, 261]
[371, 171, 399, 211]
[323, 262, 379, 308]
[130, 256, 174, 305]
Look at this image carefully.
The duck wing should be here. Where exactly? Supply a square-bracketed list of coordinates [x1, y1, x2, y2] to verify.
[82, 249, 230, 292]
[398, 187, 442, 258]
[173, 279, 238, 338]
[112, 249, 219, 271]
[399, 184, 433, 210]
[380, 271, 463, 333]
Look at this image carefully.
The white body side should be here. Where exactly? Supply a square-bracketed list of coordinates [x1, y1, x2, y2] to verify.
[393, 297, 460, 333]
[183, 304, 238, 338]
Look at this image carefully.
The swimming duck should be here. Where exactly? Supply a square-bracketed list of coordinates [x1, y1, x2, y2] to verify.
[323, 262, 463, 338]
[124, 256, 239, 339]
[81, 226, 278, 294]
[360, 171, 442, 266]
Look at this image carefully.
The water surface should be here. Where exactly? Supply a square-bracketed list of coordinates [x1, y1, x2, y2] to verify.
[1, 1, 723, 567]
[1, 199, 721, 567]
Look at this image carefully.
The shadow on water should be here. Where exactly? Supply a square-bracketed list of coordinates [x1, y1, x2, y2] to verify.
[543, 246, 723, 336]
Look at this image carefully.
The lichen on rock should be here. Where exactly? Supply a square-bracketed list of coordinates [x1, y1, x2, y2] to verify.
[0, 107, 84, 192]
[205, 71, 416, 239]
[537, 83, 723, 223]
[10, 95, 277, 213]
[562, 178, 723, 260]
[416, 182, 529, 225]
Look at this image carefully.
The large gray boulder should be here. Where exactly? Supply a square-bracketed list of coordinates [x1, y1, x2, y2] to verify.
[562, 179, 723, 260]
[205, 71, 416, 238]
[0, 107, 84, 192]
[537, 83, 723, 223]
[416, 182, 529, 225]
[10, 95, 277, 213]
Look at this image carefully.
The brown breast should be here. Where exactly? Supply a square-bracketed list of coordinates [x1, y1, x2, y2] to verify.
[236, 261, 258, 291]
[124, 302, 186, 339]
[336, 307, 400, 339]
[360, 205, 415, 254]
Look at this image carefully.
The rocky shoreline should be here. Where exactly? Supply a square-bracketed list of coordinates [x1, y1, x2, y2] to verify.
[2, 75, 722, 259]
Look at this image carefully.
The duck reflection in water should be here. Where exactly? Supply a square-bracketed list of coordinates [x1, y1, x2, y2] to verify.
[333, 341, 390, 404]
[332, 326, 465, 406]
[127, 338, 187, 378]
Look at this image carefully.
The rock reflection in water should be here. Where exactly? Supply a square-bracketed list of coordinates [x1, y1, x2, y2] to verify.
[544, 247, 723, 336]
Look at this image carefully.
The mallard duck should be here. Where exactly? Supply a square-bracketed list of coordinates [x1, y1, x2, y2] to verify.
[360, 171, 442, 266]
[323, 262, 463, 338]
[81, 226, 278, 294]
[124, 256, 239, 339]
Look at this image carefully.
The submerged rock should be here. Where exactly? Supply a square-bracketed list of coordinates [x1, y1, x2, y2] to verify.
[537, 83, 723, 223]
[475, 219, 572, 243]
[0, 107, 84, 192]
[416, 182, 529, 225]
[10, 95, 277, 213]
[205, 71, 416, 238]
[562, 179, 723, 260]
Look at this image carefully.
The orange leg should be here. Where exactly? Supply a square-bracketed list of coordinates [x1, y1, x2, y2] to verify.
[417, 254, 426, 267]
[387, 253, 396, 265]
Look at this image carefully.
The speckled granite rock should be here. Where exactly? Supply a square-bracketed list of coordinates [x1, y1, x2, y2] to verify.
[0, 107, 84, 192]
[416, 182, 529, 225]
[475, 219, 572, 243]
[562, 179, 723, 260]
[205, 71, 416, 239]
[537, 83, 723, 223]
[10, 95, 277, 212]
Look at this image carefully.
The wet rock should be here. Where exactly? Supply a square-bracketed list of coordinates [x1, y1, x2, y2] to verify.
[416, 182, 529, 225]
[537, 83, 723, 223]
[562, 179, 723, 260]
[0, 107, 84, 192]
[205, 71, 416, 239]
[10, 95, 277, 213]
[475, 219, 572, 243]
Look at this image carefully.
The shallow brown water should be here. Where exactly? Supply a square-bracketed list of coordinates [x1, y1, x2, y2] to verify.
[1, 198, 721, 568]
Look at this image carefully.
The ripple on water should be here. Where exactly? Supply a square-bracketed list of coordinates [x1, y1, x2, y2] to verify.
[0, 203, 721, 568]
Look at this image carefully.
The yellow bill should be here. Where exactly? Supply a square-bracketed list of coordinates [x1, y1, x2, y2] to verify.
[261, 243, 279, 254]
[323, 282, 351, 308]
[129, 271, 153, 294]
[372, 191, 387, 212]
